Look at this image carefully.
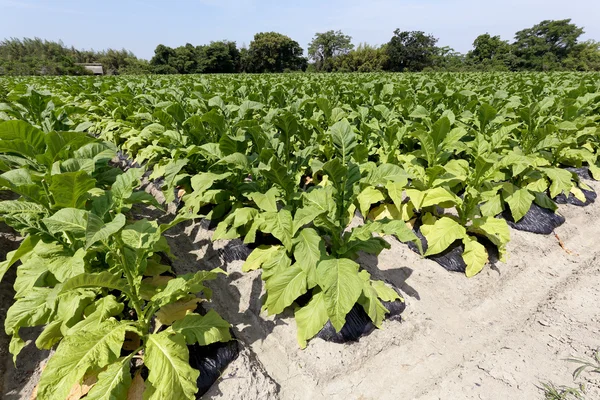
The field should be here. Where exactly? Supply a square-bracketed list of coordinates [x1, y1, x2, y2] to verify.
[0, 72, 599, 399]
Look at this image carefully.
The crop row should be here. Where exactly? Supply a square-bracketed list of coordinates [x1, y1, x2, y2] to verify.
[0, 72, 599, 399]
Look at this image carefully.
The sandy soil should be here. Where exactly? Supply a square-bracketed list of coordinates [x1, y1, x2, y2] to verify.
[2, 179, 599, 399]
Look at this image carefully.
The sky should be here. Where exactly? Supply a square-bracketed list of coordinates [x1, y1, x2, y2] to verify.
[1, 0, 599, 59]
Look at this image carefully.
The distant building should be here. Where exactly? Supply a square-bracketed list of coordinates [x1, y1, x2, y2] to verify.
[76, 63, 104, 75]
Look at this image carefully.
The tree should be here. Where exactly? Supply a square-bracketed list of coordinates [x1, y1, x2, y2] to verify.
[468, 34, 511, 63]
[512, 19, 585, 70]
[385, 29, 438, 72]
[562, 40, 600, 71]
[246, 32, 307, 73]
[197, 41, 240, 73]
[149, 44, 178, 74]
[308, 30, 354, 71]
[330, 43, 389, 72]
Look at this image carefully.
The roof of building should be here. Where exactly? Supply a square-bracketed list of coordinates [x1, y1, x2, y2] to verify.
[83, 65, 104, 74]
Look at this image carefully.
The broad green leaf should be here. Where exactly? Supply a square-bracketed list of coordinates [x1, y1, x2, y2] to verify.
[143, 331, 199, 400]
[36, 319, 129, 400]
[357, 270, 389, 328]
[504, 186, 535, 222]
[330, 119, 357, 162]
[85, 356, 133, 400]
[243, 245, 282, 272]
[49, 171, 96, 209]
[293, 228, 325, 288]
[409, 105, 429, 119]
[61, 272, 130, 295]
[86, 213, 126, 249]
[293, 206, 325, 235]
[42, 208, 88, 236]
[260, 210, 293, 251]
[111, 167, 145, 204]
[0, 235, 39, 282]
[247, 187, 279, 213]
[121, 219, 161, 251]
[316, 258, 364, 332]
[264, 264, 308, 315]
[172, 310, 232, 346]
[295, 290, 329, 349]
[421, 217, 466, 256]
[357, 187, 385, 218]
[371, 280, 402, 302]
[542, 167, 573, 198]
[469, 217, 510, 261]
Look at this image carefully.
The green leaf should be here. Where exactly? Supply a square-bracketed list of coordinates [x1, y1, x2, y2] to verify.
[371, 280, 402, 302]
[243, 245, 282, 272]
[121, 219, 161, 251]
[86, 213, 126, 249]
[329, 119, 357, 162]
[357, 187, 385, 218]
[246, 187, 279, 213]
[463, 236, 488, 277]
[0, 120, 46, 159]
[264, 264, 308, 315]
[357, 271, 389, 328]
[260, 210, 293, 251]
[172, 310, 232, 346]
[85, 356, 133, 400]
[293, 206, 325, 235]
[409, 105, 429, 119]
[49, 171, 96, 209]
[295, 289, 329, 349]
[542, 167, 573, 198]
[111, 167, 145, 204]
[293, 228, 325, 288]
[0, 235, 39, 282]
[469, 217, 510, 261]
[35, 320, 63, 350]
[316, 258, 364, 332]
[42, 208, 88, 236]
[36, 319, 129, 400]
[421, 216, 466, 256]
[504, 186, 535, 222]
[143, 331, 199, 400]
[61, 272, 130, 295]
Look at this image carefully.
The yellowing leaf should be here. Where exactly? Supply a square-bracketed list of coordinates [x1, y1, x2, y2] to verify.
[422, 217, 466, 257]
[463, 237, 488, 277]
[242, 245, 281, 272]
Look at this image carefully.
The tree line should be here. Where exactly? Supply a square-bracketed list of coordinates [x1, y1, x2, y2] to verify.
[1, 19, 599, 76]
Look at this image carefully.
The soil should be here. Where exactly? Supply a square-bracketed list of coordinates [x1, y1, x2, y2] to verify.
[2, 180, 600, 399]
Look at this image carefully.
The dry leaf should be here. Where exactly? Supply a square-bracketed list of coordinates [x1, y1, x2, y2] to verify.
[127, 371, 145, 400]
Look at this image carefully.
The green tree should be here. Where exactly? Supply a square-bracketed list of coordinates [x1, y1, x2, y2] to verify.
[197, 41, 240, 73]
[385, 29, 438, 72]
[330, 43, 389, 72]
[468, 34, 511, 63]
[308, 30, 354, 71]
[563, 40, 600, 71]
[246, 32, 307, 73]
[149, 44, 178, 74]
[512, 19, 585, 70]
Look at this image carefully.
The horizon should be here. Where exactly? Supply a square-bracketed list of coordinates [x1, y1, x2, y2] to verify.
[1, 0, 599, 60]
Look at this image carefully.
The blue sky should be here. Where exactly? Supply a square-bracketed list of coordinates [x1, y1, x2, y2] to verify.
[1, 0, 599, 59]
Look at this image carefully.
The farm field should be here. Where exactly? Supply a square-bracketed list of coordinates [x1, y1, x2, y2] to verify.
[0, 72, 599, 399]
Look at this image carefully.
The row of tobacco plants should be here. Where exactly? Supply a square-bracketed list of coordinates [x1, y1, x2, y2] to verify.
[0, 72, 599, 397]
[0, 120, 233, 399]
